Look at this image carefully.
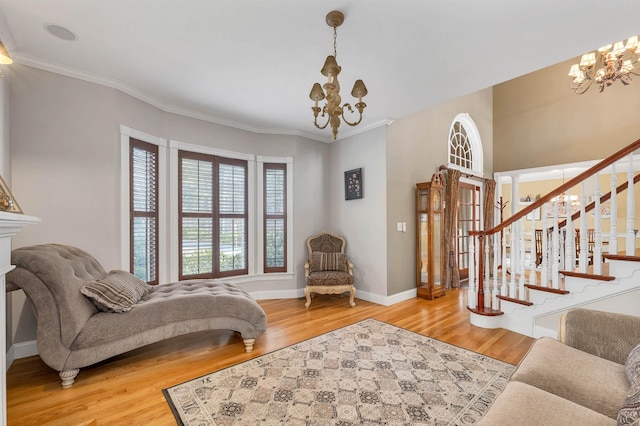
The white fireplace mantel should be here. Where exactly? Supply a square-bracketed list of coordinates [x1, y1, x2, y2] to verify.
[0, 212, 40, 426]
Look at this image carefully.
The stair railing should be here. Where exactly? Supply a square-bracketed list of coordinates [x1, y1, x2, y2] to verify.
[468, 137, 640, 313]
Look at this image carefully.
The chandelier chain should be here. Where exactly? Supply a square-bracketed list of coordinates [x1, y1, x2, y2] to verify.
[309, 10, 367, 140]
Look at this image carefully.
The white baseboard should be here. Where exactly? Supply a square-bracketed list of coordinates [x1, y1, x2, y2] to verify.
[250, 287, 416, 307]
[5, 345, 13, 371]
[248, 288, 305, 300]
[6, 340, 38, 366]
[5, 289, 416, 367]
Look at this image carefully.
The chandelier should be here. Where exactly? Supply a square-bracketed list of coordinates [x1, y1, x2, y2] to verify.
[309, 11, 368, 140]
[568, 35, 640, 94]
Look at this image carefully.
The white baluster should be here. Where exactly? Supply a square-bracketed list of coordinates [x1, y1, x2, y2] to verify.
[528, 216, 537, 286]
[610, 163, 618, 254]
[594, 173, 603, 273]
[541, 209, 548, 286]
[501, 228, 508, 296]
[518, 220, 526, 300]
[627, 155, 636, 255]
[484, 236, 491, 309]
[509, 224, 517, 298]
[564, 189, 574, 271]
[578, 182, 588, 273]
[468, 234, 476, 309]
[552, 200, 560, 289]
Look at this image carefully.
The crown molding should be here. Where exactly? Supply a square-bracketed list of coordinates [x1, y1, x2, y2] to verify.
[12, 53, 388, 143]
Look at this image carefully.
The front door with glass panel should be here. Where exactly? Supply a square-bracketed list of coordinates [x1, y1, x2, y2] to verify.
[457, 183, 481, 281]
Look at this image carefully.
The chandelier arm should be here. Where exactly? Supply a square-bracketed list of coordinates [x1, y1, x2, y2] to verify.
[341, 112, 364, 127]
[313, 115, 331, 130]
[570, 78, 595, 95]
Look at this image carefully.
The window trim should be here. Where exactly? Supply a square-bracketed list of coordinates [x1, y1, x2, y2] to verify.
[447, 113, 483, 176]
[130, 138, 160, 284]
[121, 132, 294, 285]
[169, 140, 256, 281]
[177, 149, 249, 280]
[120, 125, 168, 283]
[257, 156, 294, 277]
[263, 162, 287, 273]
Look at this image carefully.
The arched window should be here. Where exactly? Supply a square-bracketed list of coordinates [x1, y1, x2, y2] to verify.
[448, 113, 483, 176]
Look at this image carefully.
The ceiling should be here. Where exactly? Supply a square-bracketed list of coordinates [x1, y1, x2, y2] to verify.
[0, 1, 638, 142]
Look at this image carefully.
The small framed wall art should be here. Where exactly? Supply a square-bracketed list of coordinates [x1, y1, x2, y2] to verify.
[0, 175, 22, 213]
[344, 168, 363, 200]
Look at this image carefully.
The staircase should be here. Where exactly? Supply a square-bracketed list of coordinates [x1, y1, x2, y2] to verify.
[468, 138, 640, 338]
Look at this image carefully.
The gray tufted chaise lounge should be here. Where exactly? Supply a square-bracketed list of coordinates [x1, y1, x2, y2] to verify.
[7, 244, 267, 388]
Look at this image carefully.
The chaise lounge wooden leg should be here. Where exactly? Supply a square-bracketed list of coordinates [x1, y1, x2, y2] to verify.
[243, 338, 255, 353]
[60, 369, 79, 388]
[349, 286, 356, 308]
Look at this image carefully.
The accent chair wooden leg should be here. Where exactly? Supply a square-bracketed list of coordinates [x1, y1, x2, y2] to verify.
[304, 287, 312, 309]
[60, 369, 79, 388]
[243, 338, 255, 353]
[349, 286, 356, 307]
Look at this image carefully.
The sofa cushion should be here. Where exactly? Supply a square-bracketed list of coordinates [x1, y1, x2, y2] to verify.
[477, 382, 616, 426]
[626, 343, 640, 383]
[309, 252, 348, 273]
[81, 270, 151, 313]
[511, 337, 629, 419]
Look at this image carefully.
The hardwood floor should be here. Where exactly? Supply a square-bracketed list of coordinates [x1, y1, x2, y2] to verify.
[6, 288, 534, 425]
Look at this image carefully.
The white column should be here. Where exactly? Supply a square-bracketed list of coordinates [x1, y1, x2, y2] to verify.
[578, 182, 588, 273]
[594, 173, 603, 274]
[627, 155, 636, 255]
[610, 163, 618, 254]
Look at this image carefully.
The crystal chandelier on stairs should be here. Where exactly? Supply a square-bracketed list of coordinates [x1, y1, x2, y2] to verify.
[568, 35, 640, 94]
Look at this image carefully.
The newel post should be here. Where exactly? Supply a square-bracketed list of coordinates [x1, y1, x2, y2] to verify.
[477, 233, 484, 309]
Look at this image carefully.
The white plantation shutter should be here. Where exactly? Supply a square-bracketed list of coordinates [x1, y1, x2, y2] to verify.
[264, 163, 286, 272]
[130, 139, 159, 284]
[179, 151, 247, 279]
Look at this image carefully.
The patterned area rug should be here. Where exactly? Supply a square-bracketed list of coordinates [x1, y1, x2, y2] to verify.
[163, 319, 514, 425]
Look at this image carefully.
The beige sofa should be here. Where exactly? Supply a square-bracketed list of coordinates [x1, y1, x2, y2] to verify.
[7, 244, 267, 388]
[479, 308, 640, 425]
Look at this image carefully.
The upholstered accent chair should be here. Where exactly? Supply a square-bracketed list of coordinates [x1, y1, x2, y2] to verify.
[304, 231, 356, 309]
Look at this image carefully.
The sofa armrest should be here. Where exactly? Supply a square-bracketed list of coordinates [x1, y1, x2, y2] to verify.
[304, 260, 310, 278]
[558, 308, 640, 365]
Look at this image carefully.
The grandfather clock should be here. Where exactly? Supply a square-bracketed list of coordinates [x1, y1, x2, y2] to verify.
[416, 173, 445, 299]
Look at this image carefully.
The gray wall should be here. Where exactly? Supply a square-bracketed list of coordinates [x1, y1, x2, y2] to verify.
[6, 64, 495, 349]
[330, 126, 388, 299]
[385, 88, 494, 296]
[8, 65, 331, 344]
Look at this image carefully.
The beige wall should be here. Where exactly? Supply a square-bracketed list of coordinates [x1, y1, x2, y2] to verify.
[494, 56, 640, 171]
[385, 88, 493, 296]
